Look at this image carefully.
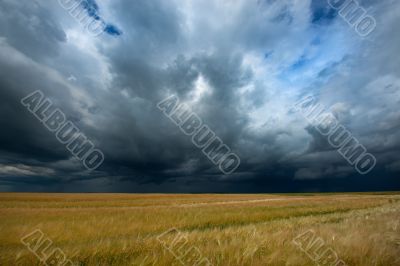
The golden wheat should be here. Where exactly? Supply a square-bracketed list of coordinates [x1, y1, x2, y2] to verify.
[0, 193, 399, 265]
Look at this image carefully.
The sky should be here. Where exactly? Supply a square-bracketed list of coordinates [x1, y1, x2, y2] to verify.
[0, 0, 399, 192]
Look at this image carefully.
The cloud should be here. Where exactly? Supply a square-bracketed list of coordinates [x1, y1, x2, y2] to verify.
[0, 0, 399, 192]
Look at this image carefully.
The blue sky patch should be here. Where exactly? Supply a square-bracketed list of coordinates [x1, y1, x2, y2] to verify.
[78, 0, 122, 36]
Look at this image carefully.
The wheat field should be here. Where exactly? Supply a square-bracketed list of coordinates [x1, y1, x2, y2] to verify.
[0, 193, 399, 265]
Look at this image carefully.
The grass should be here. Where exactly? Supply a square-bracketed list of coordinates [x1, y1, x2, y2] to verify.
[0, 193, 399, 265]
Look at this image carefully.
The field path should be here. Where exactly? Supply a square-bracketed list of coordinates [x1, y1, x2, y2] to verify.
[0, 194, 396, 211]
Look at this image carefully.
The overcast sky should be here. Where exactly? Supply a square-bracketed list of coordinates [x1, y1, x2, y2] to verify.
[0, 0, 399, 192]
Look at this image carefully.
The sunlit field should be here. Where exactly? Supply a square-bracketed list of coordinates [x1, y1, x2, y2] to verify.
[1, 193, 400, 265]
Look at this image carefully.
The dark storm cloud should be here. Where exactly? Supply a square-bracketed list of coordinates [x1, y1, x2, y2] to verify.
[0, 0, 399, 192]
